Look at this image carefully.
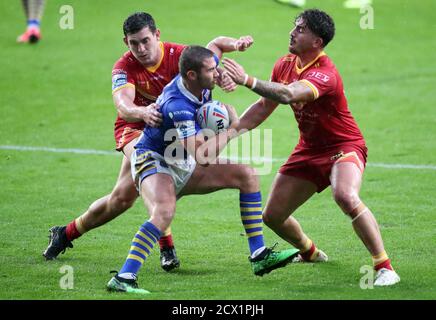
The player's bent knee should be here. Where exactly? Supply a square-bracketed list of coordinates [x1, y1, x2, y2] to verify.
[238, 166, 259, 190]
[333, 189, 360, 214]
[262, 210, 281, 226]
[151, 205, 175, 229]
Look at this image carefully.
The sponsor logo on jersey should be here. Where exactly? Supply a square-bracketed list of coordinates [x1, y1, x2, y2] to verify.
[112, 72, 128, 91]
[174, 120, 196, 139]
[307, 71, 330, 83]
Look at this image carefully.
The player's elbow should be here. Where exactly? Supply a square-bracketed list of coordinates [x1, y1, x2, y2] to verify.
[278, 87, 294, 104]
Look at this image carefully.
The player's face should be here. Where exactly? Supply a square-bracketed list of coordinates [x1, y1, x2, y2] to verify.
[125, 27, 161, 66]
[198, 57, 219, 90]
[289, 18, 318, 55]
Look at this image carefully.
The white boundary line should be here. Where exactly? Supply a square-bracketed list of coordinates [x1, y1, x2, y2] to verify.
[1, 145, 436, 170]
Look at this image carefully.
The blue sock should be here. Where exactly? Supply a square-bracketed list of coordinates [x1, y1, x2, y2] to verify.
[240, 192, 265, 255]
[27, 19, 40, 28]
[118, 221, 162, 277]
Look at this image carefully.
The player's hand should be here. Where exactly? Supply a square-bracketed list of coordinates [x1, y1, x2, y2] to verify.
[234, 36, 254, 52]
[142, 103, 162, 128]
[222, 58, 246, 85]
[224, 103, 240, 130]
[216, 67, 237, 92]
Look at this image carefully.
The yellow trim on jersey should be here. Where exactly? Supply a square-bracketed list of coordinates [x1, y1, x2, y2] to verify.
[295, 51, 326, 75]
[127, 254, 144, 264]
[112, 82, 135, 94]
[299, 79, 320, 100]
[146, 42, 164, 73]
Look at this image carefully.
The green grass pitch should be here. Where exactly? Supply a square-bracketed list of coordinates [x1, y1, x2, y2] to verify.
[0, 0, 435, 300]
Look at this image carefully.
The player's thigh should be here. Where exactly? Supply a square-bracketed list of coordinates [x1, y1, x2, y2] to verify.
[139, 173, 177, 215]
[330, 162, 363, 195]
[111, 151, 138, 203]
[264, 173, 317, 222]
[330, 161, 363, 209]
[179, 162, 256, 196]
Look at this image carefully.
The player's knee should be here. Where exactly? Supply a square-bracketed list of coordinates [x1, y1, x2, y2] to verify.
[262, 209, 281, 227]
[238, 166, 259, 191]
[152, 204, 175, 227]
[333, 188, 359, 214]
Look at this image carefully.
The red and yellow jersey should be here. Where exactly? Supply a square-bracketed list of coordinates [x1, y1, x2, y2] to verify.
[111, 42, 186, 147]
[271, 52, 365, 149]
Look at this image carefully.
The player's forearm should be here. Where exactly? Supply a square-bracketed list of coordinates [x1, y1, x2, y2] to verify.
[207, 36, 237, 59]
[115, 100, 144, 123]
[238, 102, 266, 131]
[195, 129, 238, 165]
[245, 77, 294, 104]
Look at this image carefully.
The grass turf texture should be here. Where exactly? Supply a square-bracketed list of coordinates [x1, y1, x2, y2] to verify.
[0, 0, 435, 300]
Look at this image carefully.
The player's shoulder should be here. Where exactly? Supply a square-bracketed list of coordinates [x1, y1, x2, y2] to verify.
[163, 41, 186, 50]
[162, 41, 187, 56]
[112, 51, 137, 72]
[274, 53, 297, 67]
[316, 54, 338, 73]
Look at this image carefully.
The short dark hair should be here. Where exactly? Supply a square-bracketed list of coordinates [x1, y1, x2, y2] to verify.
[179, 46, 214, 79]
[297, 9, 335, 47]
[123, 12, 157, 36]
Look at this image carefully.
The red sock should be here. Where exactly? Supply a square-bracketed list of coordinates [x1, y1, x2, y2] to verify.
[300, 242, 317, 262]
[374, 258, 393, 271]
[65, 220, 82, 241]
[159, 234, 174, 249]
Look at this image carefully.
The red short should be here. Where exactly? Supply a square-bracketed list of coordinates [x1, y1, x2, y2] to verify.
[279, 143, 368, 193]
[114, 126, 144, 151]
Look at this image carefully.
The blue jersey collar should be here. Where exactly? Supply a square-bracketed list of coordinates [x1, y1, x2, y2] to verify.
[176, 75, 210, 105]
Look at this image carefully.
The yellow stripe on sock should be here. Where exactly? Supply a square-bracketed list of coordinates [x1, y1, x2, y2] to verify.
[247, 231, 263, 238]
[240, 201, 262, 205]
[301, 237, 313, 253]
[241, 215, 262, 221]
[240, 207, 262, 212]
[372, 251, 388, 265]
[163, 226, 172, 237]
[130, 245, 149, 258]
[133, 237, 153, 253]
[138, 230, 157, 245]
[127, 254, 144, 264]
[244, 222, 263, 229]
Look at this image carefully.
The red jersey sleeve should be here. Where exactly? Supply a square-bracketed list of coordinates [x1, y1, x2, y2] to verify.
[112, 53, 136, 93]
[270, 56, 285, 82]
[300, 67, 337, 100]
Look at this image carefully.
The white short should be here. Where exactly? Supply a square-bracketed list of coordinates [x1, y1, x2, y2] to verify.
[131, 149, 196, 195]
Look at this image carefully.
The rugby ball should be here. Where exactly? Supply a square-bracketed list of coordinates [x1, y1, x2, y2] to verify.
[196, 100, 229, 134]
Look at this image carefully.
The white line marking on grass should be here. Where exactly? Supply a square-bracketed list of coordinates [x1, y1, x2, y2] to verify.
[1, 145, 436, 170]
[0, 145, 117, 156]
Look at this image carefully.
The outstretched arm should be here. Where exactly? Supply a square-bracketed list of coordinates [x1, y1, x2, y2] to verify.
[223, 57, 315, 107]
[207, 36, 254, 92]
[206, 35, 254, 60]
[237, 97, 279, 132]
